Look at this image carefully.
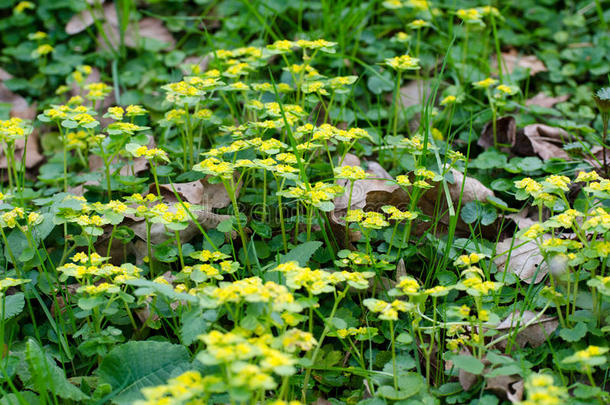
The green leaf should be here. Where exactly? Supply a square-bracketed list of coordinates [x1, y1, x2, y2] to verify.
[23, 339, 89, 401]
[0, 392, 40, 405]
[470, 150, 507, 170]
[450, 354, 484, 375]
[460, 201, 497, 226]
[279, 241, 323, 266]
[180, 308, 217, 346]
[97, 341, 191, 404]
[377, 373, 422, 400]
[1, 293, 24, 321]
[559, 322, 588, 342]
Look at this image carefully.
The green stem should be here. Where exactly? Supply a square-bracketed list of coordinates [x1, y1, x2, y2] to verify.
[301, 289, 348, 402]
[390, 320, 398, 390]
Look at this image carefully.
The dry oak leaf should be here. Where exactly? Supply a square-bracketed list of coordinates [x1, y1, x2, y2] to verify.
[513, 124, 573, 161]
[0, 81, 43, 170]
[494, 238, 548, 284]
[494, 310, 558, 350]
[492, 49, 547, 76]
[65, 3, 117, 35]
[457, 352, 524, 402]
[332, 153, 402, 216]
[66, 3, 174, 50]
[478, 116, 516, 152]
[525, 92, 570, 109]
[486, 376, 524, 403]
[97, 17, 175, 52]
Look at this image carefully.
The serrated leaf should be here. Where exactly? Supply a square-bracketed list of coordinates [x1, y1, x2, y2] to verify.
[97, 341, 191, 404]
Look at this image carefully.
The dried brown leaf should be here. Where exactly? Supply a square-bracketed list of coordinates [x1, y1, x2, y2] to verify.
[513, 124, 572, 161]
[97, 17, 175, 51]
[495, 310, 558, 349]
[525, 92, 570, 109]
[486, 375, 524, 403]
[0, 68, 12, 81]
[65, 3, 117, 35]
[478, 116, 516, 151]
[0, 83, 43, 170]
[495, 238, 548, 284]
[492, 49, 547, 76]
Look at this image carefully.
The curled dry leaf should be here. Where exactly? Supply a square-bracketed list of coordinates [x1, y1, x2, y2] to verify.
[492, 49, 547, 76]
[0, 81, 43, 170]
[0, 68, 12, 81]
[419, 168, 496, 237]
[495, 237, 548, 284]
[478, 116, 516, 152]
[513, 124, 572, 161]
[505, 208, 538, 231]
[66, 3, 174, 50]
[65, 3, 117, 35]
[525, 92, 570, 109]
[457, 351, 524, 403]
[486, 376, 524, 403]
[332, 154, 403, 216]
[495, 310, 558, 349]
[97, 17, 175, 52]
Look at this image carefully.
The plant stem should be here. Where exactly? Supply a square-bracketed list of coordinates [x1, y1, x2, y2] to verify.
[301, 288, 348, 402]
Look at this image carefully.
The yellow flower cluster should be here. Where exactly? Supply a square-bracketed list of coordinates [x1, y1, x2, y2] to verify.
[336, 327, 378, 339]
[334, 165, 369, 180]
[345, 209, 391, 229]
[134, 370, 218, 405]
[280, 182, 344, 207]
[85, 82, 112, 100]
[385, 54, 420, 71]
[520, 373, 569, 405]
[363, 298, 412, 321]
[382, 205, 418, 221]
[0, 117, 30, 141]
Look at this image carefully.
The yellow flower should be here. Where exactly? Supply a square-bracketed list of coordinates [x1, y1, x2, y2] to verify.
[32, 44, 53, 57]
[13, 1, 34, 13]
[385, 54, 420, 71]
[457, 8, 483, 24]
[458, 305, 470, 317]
[382, 205, 418, 221]
[440, 95, 457, 105]
[515, 177, 542, 196]
[408, 19, 431, 29]
[473, 77, 498, 89]
[544, 175, 570, 191]
[397, 276, 420, 295]
[396, 175, 412, 187]
[334, 165, 369, 181]
[28, 31, 47, 40]
[575, 171, 601, 183]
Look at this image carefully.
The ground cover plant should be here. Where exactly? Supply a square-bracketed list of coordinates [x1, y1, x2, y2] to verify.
[0, 0, 610, 404]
